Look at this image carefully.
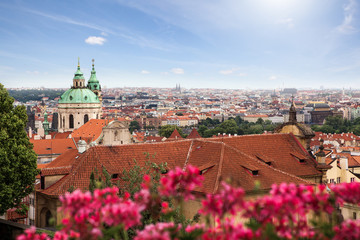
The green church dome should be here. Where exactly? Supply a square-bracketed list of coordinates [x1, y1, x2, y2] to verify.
[59, 88, 100, 104]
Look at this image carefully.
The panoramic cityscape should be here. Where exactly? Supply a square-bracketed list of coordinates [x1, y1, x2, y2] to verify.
[2, 0, 360, 239]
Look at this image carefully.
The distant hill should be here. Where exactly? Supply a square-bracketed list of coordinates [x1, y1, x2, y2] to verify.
[7, 89, 65, 102]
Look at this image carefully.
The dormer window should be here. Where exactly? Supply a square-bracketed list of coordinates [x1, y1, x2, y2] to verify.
[291, 153, 307, 164]
[243, 166, 259, 176]
[256, 154, 273, 166]
[112, 174, 119, 179]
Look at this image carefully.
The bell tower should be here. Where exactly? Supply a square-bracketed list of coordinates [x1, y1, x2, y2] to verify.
[87, 59, 102, 102]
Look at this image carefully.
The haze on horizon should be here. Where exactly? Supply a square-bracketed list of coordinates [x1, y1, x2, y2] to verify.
[0, 0, 359, 90]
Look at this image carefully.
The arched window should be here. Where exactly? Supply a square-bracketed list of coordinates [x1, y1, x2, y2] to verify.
[40, 208, 53, 228]
[76, 82, 78, 87]
[69, 114, 74, 128]
[63, 117, 65, 129]
[114, 131, 119, 141]
[84, 114, 89, 124]
[45, 210, 52, 227]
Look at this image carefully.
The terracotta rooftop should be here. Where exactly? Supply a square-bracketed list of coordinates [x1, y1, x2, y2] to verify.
[30, 138, 76, 155]
[38, 133, 317, 197]
[166, 129, 183, 140]
[186, 128, 202, 139]
[71, 119, 107, 142]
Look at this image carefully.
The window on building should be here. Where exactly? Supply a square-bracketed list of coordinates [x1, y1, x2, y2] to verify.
[69, 114, 74, 128]
[330, 179, 335, 184]
[40, 176, 45, 189]
[84, 114, 89, 124]
[114, 131, 119, 141]
[351, 177, 355, 183]
[354, 212, 357, 220]
[337, 177, 341, 184]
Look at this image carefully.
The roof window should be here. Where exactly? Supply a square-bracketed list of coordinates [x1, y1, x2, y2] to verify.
[112, 174, 119, 179]
[242, 166, 259, 176]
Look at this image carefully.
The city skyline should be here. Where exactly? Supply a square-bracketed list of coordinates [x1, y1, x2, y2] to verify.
[1, 0, 360, 89]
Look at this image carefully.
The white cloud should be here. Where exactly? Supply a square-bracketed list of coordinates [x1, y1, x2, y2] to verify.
[26, 70, 39, 75]
[219, 69, 234, 75]
[278, 18, 294, 28]
[85, 36, 106, 45]
[141, 70, 150, 74]
[269, 76, 277, 80]
[337, 0, 357, 33]
[219, 67, 244, 76]
[171, 68, 184, 74]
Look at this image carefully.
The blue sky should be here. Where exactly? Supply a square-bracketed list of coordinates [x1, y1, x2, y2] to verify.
[0, 0, 360, 89]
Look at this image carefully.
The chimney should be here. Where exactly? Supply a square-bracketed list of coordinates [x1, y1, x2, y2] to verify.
[77, 139, 87, 153]
[340, 157, 348, 170]
[315, 140, 326, 165]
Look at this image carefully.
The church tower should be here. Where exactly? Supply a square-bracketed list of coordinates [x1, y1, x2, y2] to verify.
[87, 59, 102, 102]
[57, 59, 102, 132]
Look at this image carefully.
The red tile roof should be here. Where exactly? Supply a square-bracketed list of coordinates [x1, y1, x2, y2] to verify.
[30, 138, 76, 155]
[53, 131, 72, 139]
[167, 129, 183, 140]
[186, 128, 202, 139]
[38, 133, 317, 197]
[71, 119, 107, 141]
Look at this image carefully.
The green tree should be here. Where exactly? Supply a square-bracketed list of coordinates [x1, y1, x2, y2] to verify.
[0, 84, 38, 214]
[219, 119, 239, 134]
[198, 125, 208, 137]
[159, 125, 185, 138]
[256, 118, 265, 125]
[129, 120, 141, 133]
[88, 167, 113, 193]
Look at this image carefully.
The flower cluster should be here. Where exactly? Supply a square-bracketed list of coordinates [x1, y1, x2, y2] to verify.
[16, 166, 360, 240]
[159, 165, 203, 200]
[331, 181, 360, 205]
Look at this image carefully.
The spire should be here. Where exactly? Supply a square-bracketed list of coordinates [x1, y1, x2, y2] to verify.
[289, 96, 297, 123]
[77, 57, 80, 70]
[88, 59, 100, 90]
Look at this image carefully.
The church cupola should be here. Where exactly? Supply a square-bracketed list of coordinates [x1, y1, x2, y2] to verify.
[87, 59, 102, 102]
[73, 58, 86, 89]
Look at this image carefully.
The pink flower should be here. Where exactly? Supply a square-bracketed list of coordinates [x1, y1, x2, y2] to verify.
[159, 165, 203, 200]
[17, 227, 50, 240]
[334, 219, 360, 240]
[135, 222, 179, 240]
[200, 182, 244, 218]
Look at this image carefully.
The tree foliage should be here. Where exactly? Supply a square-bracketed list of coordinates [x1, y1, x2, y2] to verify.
[8, 89, 64, 103]
[158, 125, 185, 138]
[198, 117, 279, 137]
[0, 84, 38, 214]
[129, 121, 141, 133]
[311, 115, 360, 135]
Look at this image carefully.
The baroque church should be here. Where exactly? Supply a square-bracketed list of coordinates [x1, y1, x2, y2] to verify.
[57, 59, 102, 132]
